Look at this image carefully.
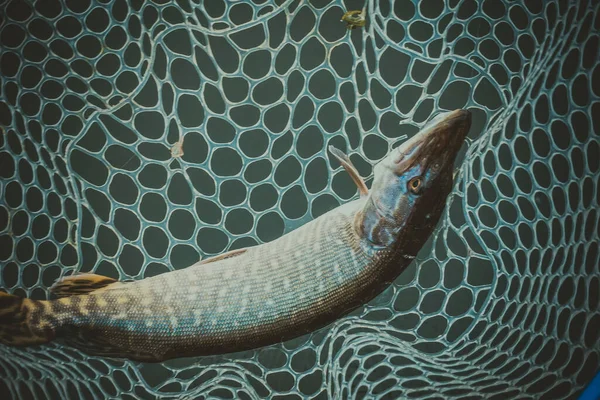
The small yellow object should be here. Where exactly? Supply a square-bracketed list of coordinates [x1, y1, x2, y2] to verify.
[341, 8, 366, 30]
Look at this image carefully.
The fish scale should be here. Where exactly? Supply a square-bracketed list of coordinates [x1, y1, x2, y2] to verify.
[48, 199, 375, 361]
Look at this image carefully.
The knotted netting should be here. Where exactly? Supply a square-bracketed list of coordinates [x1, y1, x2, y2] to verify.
[0, 0, 599, 398]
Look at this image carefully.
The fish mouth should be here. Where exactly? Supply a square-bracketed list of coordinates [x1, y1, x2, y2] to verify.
[393, 109, 472, 171]
[424, 109, 471, 133]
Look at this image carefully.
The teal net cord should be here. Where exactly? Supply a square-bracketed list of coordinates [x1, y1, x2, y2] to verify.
[0, 0, 599, 398]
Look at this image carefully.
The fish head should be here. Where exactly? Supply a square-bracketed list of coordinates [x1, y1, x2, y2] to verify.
[358, 109, 472, 248]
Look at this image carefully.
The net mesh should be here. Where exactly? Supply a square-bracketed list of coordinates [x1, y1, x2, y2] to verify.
[0, 0, 599, 398]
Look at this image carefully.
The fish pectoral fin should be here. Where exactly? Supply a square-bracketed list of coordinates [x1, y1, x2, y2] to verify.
[328, 145, 369, 196]
[199, 248, 248, 265]
[49, 273, 119, 298]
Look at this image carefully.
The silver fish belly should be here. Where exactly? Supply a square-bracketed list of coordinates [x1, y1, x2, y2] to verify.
[55, 199, 383, 361]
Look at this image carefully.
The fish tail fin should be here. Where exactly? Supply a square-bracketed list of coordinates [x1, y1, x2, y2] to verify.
[0, 291, 55, 347]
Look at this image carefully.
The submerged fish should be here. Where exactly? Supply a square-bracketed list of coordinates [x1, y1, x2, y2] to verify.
[0, 110, 472, 362]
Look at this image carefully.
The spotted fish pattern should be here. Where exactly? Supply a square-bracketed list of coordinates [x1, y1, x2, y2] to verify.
[4, 200, 390, 361]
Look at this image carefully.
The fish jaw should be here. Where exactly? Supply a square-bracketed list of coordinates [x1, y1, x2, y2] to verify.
[356, 109, 472, 249]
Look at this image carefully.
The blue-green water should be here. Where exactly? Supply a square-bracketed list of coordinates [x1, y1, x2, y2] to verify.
[0, 0, 598, 398]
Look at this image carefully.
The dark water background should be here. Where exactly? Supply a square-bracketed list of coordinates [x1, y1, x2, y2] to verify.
[0, 0, 599, 399]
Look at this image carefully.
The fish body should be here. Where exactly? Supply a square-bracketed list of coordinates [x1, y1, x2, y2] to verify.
[0, 110, 472, 362]
[55, 199, 375, 360]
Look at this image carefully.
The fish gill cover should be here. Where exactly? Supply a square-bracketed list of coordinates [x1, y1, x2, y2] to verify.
[0, 0, 598, 398]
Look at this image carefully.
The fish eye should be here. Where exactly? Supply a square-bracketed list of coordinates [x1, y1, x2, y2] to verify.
[408, 177, 423, 194]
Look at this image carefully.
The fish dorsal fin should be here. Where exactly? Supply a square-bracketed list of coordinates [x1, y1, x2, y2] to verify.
[50, 273, 119, 298]
[328, 146, 369, 197]
[199, 248, 248, 265]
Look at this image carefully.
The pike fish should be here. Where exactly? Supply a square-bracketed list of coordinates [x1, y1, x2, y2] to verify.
[0, 110, 472, 362]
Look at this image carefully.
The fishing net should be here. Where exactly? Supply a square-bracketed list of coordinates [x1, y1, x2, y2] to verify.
[0, 0, 598, 398]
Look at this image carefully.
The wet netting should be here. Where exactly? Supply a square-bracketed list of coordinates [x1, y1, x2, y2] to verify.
[0, 0, 599, 398]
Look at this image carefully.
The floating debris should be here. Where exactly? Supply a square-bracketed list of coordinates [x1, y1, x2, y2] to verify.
[171, 138, 184, 158]
[341, 5, 367, 30]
